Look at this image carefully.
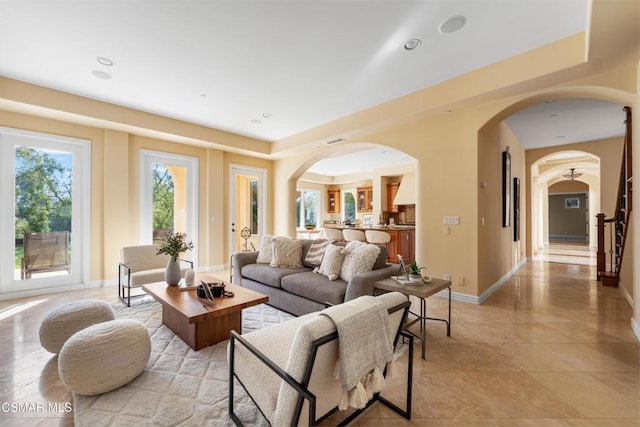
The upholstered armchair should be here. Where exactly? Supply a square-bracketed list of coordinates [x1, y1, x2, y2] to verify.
[118, 244, 193, 306]
[228, 292, 413, 426]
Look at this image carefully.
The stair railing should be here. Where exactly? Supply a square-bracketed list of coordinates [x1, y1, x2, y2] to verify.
[596, 106, 632, 285]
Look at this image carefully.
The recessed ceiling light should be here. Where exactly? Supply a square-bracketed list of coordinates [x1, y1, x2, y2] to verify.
[545, 99, 557, 103]
[439, 15, 466, 34]
[262, 113, 272, 119]
[200, 93, 207, 98]
[549, 114, 559, 118]
[96, 57, 113, 66]
[403, 39, 422, 50]
[91, 70, 112, 80]
[250, 119, 261, 124]
[554, 135, 565, 139]
[444, 109, 453, 114]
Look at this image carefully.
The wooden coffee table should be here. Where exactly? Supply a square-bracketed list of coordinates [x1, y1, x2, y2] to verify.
[142, 279, 268, 350]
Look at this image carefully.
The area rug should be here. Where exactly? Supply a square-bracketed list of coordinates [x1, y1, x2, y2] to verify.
[73, 299, 295, 427]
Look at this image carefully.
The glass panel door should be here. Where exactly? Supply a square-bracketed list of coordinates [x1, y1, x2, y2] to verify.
[140, 150, 197, 263]
[0, 128, 89, 294]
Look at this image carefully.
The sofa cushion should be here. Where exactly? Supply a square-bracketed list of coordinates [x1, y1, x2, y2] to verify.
[303, 239, 331, 267]
[333, 241, 388, 270]
[315, 244, 345, 281]
[242, 263, 310, 289]
[281, 271, 347, 306]
[271, 237, 303, 268]
[339, 241, 381, 282]
[256, 234, 275, 264]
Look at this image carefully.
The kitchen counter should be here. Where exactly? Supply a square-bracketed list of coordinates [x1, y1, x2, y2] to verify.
[324, 224, 415, 231]
[323, 224, 415, 263]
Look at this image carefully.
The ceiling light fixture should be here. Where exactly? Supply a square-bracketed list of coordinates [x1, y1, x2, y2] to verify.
[549, 114, 559, 118]
[91, 70, 112, 80]
[439, 15, 467, 34]
[554, 135, 565, 139]
[563, 168, 583, 180]
[403, 39, 421, 50]
[262, 113, 272, 119]
[96, 57, 114, 66]
[324, 138, 345, 145]
[545, 99, 557, 104]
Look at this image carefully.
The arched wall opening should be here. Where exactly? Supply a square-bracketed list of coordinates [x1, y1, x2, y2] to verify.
[476, 85, 633, 300]
[531, 152, 600, 252]
[276, 142, 417, 243]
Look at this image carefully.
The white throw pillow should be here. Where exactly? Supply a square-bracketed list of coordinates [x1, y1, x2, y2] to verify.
[304, 239, 332, 267]
[339, 241, 381, 282]
[315, 244, 345, 281]
[270, 237, 303, 268]
[256, 234, 274, 264]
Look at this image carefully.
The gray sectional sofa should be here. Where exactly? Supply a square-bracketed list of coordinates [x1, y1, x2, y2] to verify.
[231, 239, 399, 316]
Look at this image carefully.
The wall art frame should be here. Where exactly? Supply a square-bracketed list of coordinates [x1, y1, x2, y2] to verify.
[502, 150, 511, 227]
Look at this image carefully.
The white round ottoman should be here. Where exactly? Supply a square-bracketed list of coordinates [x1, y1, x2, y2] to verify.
[39, 299, 115, 354]
[58, 318, 151, 396]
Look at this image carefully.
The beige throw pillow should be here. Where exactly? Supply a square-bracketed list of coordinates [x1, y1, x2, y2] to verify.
[339, 241, 381, 282]
[270, 237, 303, 268]
[315, 244, 345, 281]
[256, 234, 275, 264]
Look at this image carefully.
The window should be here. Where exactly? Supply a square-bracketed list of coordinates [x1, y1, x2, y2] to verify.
[250, 179, 258, 234]
[343, 191, 356, 223]
[296, 189, 319, 228]
[0, 127, 90, 294]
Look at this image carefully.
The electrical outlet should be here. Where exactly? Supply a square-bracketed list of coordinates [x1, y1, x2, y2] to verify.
[457, 275, 465, 286]
[444, 274, 451, 281]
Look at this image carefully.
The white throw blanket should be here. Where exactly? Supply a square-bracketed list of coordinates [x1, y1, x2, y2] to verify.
[320, 296, 394, 410]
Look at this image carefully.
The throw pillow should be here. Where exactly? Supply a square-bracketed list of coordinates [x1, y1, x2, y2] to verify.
[270, 237, 303, 268]
[304, 239, 332, 267]
[339, 241, 381, 282]
[315, 244, 345, 281]
[256, 234, 275, 264]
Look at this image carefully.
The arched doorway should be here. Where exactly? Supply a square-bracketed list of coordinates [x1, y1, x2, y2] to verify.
[530, 150, 601, 256]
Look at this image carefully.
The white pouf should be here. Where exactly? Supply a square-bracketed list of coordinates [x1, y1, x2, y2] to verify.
[39, 299, 115, 354]
[58, 318, 151, 396]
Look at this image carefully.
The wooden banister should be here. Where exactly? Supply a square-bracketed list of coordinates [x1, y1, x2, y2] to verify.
[596, 106, 632, 286]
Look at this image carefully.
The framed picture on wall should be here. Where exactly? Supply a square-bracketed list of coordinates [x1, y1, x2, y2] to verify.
[514, 177, 520, 241]
[502, 150, 511, 227]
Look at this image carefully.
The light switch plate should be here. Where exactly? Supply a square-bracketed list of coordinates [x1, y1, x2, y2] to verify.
[443, 216, 460, 225]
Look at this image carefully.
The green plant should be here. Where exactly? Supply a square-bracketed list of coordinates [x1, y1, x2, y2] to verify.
[156, 232, 194, 260]
[409, 261, 424, 275]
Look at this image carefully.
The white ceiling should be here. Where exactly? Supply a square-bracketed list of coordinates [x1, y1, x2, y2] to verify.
[0, 0, 588, 144]
[307, 146, 414, 177]
[504, 99, 626, 150]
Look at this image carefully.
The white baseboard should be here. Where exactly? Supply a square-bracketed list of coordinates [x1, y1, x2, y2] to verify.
[477, 257, 528, 304]
[618, 282, 634, 308]
[631, 318, 640, 342]
[430, 258, 528, 305]
[0, 282, 92, 301]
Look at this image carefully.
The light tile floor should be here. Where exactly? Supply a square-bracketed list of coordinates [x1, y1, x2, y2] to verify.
[0, 262, 637, 426]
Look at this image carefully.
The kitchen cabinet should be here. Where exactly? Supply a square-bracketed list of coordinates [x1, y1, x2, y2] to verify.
[327, 189, 340, 213]
[385, 229, 414, 263]
[387, 182, 399, 213]
[356, 186, 373, 212]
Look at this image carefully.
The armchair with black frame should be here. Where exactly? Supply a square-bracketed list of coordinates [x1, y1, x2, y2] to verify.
[228, 292, 413, 426]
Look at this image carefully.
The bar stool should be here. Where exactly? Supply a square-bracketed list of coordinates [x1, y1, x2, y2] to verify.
[365, 230, 391, 259]
[321, 228, 344, 241]
[343, 229, 366, 242]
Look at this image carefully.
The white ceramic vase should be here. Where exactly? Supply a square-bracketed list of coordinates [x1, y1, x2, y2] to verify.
[165, 257, 181, 285]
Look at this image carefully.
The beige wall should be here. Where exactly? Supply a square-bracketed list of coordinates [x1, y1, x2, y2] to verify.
[0, 110, 273, 284]
[477, 122, 527, 296]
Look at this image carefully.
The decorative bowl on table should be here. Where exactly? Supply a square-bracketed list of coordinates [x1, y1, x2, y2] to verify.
[197, 282, 226, 299]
